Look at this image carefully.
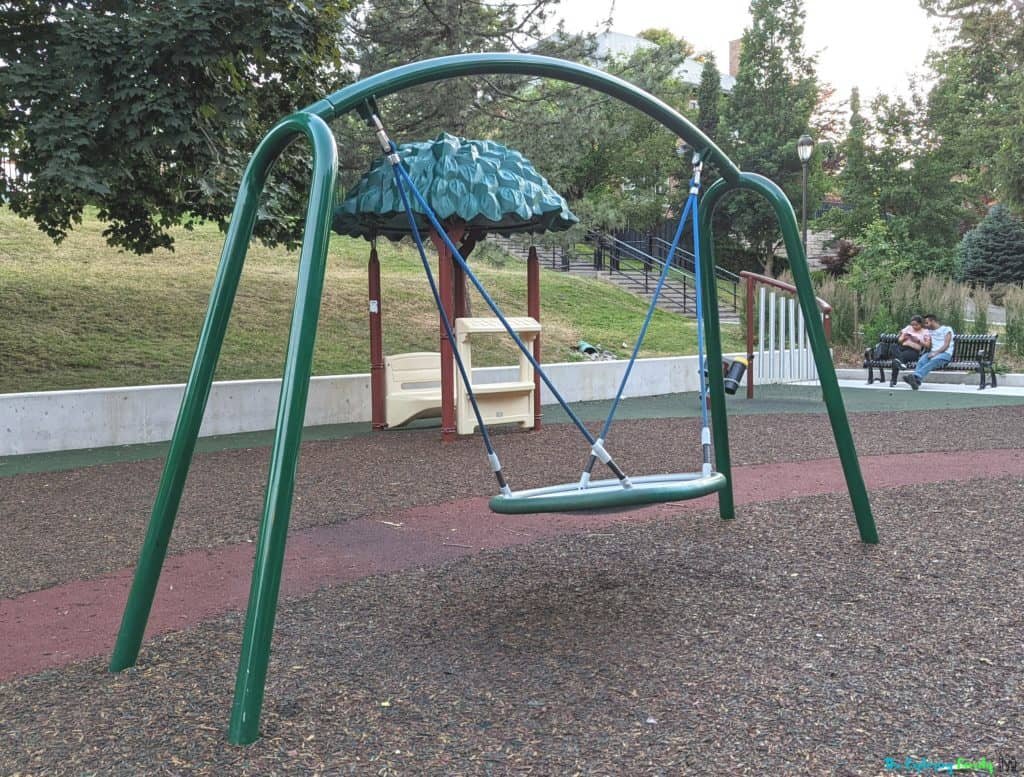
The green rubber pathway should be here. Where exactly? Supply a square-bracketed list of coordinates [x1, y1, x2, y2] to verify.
[4, 383, 1023, 479]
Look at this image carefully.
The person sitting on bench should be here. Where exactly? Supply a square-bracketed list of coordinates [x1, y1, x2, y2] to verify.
[895, 315, 931, 367]
[903, 313, 953, 390]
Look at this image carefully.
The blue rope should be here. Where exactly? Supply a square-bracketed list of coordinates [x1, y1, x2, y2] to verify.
[691, 170, 712, 472]
[386, 151, 507, 489]
[394, 162, 600, 447]
[594, 191, 695, 444]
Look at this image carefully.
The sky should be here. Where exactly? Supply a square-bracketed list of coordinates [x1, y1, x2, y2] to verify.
[550, 0, 940, 101]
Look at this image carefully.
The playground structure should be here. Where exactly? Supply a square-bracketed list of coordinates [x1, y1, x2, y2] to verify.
[454, 316, 541, 434]
[108, 53, 879, 745]
[335, 133, 562, 439]
[380, 314, 542, 434]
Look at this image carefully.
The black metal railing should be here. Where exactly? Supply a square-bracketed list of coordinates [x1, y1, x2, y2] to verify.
[491, 231, 740, 318]
[587, 231, 740, 315]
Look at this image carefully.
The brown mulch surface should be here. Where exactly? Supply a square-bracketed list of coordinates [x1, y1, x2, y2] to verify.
[3, 405, 1024, 599]
[2, 477, 1022, 775]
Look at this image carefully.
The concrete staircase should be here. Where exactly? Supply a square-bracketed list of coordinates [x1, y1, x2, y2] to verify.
[489, 233, 741, 324]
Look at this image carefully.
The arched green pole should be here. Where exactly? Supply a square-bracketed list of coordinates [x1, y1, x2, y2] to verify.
[109, 53, 875, 749]
[107, 111, 339, 744]
[700, 173, 878, 544]
[227, 114, 338, 744]
[695, 177, 734, 520]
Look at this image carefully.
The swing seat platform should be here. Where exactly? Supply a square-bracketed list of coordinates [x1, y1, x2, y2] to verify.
[489, 472, 728, 514]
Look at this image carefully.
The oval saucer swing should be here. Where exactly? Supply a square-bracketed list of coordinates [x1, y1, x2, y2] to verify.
[489, 471, 729, 514]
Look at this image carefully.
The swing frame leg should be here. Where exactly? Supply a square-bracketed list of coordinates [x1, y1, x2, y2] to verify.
[700, 174, 878, 543]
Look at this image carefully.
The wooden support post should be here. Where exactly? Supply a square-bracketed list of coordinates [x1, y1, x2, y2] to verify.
[430, 224, 465, 442]
[453, 258, 467, 319]
[368, 244, 386, 429]
[528, 245, 542, 430]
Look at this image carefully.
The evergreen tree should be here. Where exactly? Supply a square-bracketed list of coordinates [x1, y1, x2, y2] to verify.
[957, 204, 1024, 286]
[720, 0, 818, 274]
[696, 53, 721, 139]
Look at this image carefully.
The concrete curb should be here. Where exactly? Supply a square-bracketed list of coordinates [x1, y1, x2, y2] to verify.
[0, 354, 744, 457]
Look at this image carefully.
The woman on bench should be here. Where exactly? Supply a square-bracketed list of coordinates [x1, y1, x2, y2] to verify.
[895, 315, 931, 367]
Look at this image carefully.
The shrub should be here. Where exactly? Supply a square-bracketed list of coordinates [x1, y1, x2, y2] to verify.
[819, 239, 859, 277]
[816, 277, 858, 346]
[861, 307, 899, 348]
[969, 286, 990, 335]
[1004, 286, 1024, 358]
[957, 205, 1024, 286]
[858, 283, 885, 334]
[889, 273, 919, 331]
[990, 282, 1015, 306]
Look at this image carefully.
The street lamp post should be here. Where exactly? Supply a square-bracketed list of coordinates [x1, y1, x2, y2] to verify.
[797, 133, 814, 258]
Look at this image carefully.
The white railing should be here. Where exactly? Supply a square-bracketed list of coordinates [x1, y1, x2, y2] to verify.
[741, 271, 832, 397]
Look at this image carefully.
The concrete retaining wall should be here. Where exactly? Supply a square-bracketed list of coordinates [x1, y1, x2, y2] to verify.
[1, 354, 758, 456]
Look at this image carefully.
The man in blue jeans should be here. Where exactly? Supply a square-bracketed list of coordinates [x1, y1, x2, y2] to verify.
[903, 313, 953, 390]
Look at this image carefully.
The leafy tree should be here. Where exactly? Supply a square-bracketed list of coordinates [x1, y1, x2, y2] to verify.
[487, 31, 698, 234]
[846, 219, 931, 292]
[863, 93, 962, 276]
[957, 204, 1024, 286]
[334, 0, 588, 207]
[719, 0, 819, 275]
[922, 0, 1024, 211]
[819, 88, 876, 241]
[820, 89, 963, 280]
[1, 1, 350, 253]
[347, 0, 565, 139]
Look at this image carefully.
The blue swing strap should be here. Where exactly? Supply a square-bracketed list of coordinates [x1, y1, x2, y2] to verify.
[579, 157, 705, 487]
[369, 115, 633, 488]
[369, 116, 511, 496]
[689, 156, 713, 477]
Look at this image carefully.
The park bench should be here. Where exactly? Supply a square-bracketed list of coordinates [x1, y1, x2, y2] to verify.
[863, 332, 998, 390]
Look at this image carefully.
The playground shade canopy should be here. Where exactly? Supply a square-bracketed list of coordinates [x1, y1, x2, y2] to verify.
[332, 132, 578, 241]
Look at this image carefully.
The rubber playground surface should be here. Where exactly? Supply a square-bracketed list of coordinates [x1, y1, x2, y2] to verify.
[2, 383, 1023, 775]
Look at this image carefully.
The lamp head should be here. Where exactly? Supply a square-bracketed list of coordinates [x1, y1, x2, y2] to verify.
[797, 133, 814, 163]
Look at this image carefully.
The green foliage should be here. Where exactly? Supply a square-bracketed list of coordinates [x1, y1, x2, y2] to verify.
[822, 270, 972, 349]
[820, 89, 875, 241]
[719, 0, 818, 275]
[970, 286, 990, 334]
[860, 307, 899, 349]
[1004, 286, 1024, 358]
[845, 219, 956, 293]
[844, 221, 912, 292]
[343, 0, 569, 181]
[814, 277, 858, 345]
[488, 32, 697, 234]
[696, 53, 721, 140]
[817, 88, 965, 281]
[956, 205, 1024, 286]
[922, 0, 1024, 211]
[1, 0, 350, 253]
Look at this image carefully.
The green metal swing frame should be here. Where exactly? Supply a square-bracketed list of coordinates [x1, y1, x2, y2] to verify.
[107, 53, 879, 746]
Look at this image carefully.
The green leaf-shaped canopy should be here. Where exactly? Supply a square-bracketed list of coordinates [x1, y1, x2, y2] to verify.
[332, 133, 578, 241]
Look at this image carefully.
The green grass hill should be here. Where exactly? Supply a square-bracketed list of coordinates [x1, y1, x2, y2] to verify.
[0, 208, 742, 394]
